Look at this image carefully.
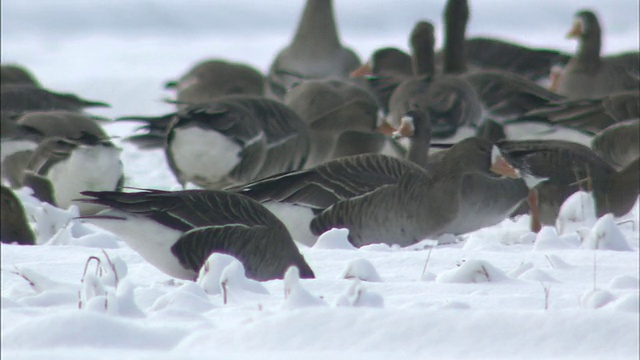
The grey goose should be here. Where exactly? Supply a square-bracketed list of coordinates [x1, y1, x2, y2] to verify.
[435, 0, 570, 82]
[491, 139, 639, 231]
[1, 84, 109, 116]
[385, 21, 483, 139]
[21, 133, 124, 215]
[267, 0, 361, 98]
[229, 110, 527, 247]
[554, 10, 640, 99]
[509, 90, 639, 135]
[1, 185, 36, 245]
[283, 78, 385, 167]
[165, 95, 310, 189]
[122, 59, 266, 149]
[165, 59, 265, 110]
[591, 119, 639, 170]
[1, 64, 40, 87]
[1, 110, 112, 188]
[79, 189, 315, 281]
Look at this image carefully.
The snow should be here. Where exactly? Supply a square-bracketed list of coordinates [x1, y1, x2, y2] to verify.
[2, 1, 640, 359]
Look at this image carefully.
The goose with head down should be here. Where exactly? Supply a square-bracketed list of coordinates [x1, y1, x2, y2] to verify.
[79, 188, 315, 282]
[229, 110, 527, 247]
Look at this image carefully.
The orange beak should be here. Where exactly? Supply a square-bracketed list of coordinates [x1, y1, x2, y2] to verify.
[376, 121, 397, 136]
[391, 117, 415, 139]
[490, 146, 520, 178]
[566, 20, 582, 39]
[350, 62, 373, 78]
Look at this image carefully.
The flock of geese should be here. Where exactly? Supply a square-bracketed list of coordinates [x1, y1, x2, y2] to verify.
[2, 0, 639, 282]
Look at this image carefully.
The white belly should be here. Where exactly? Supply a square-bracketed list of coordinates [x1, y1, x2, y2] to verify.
[48, 145, 123, 214]
[84, 211, 194, 280]
[170, 127, 241, 185]
[264, 201, 316, 247]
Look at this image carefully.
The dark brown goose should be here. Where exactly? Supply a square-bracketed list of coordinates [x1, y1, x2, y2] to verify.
[555, 10, 640, 99]
[79, 189, 315, 282]
[164, 95, 310, 189]
[229, 110, 527, 247]
[1, 64, 40, 87]
[283, 78, 385, 167]
[1, 185, 36, 245]
[492, 139, 639, 231]
[267, 0, 361, 98]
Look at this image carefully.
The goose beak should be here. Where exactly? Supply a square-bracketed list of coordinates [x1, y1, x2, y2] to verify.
[490, 146, 520, 178]
[566, 19, 582, 39]
[376, 121, 397, 136]
[391, 115, 416, 139]
[350, 61, 373, 78]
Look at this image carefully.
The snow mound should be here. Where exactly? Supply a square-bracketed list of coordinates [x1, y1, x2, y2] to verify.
[608, 275, 640, 290]
[340, 258, 382, 282]
[517, 268, 560, 283]
[581, 289, 617, 309]
[533, 226, 580, 251]
[582, 214, 632, 251]
[281, 266, 326, 309]
[436, 260, 508, 283]
[336, 279, 384, 308]
[608, 293, 640, 313]
[556, 191, 597, 235]
[313, 228, 356, 250]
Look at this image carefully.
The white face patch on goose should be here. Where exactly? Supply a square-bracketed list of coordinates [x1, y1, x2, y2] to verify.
[392, 115, 415, 139]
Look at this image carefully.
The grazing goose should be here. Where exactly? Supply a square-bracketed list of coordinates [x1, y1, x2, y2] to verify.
[1, 84, 109, 115]
[491, 139, 639, 231]
[1, 64, 40, 87]
[267, 0, 361, 98]
[165, 59, 265, 110]
[1, 111, 111, 187]
[555, 10, 640, 99]
[79, 189, 315, 281]
[591, 119, 640, 170]
[283, 78, 385, 167]
[386, 21, 483, 139]
[21, 134, 124, 215]
[510, 90, 639, 135]
[1, 185, 36, 245]
[165, 95, 310, 189]
[229, 110, 527, 247]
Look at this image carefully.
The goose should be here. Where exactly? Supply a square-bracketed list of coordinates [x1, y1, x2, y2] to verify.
[78, 189, 315, 282]
[283, 78, 385, 167]
[1, 64, 40, 87]
[21, 134, 124, 215]
[267, 0, 361, 98]
[1, 185, 36, 245]
[1, 84, 109, 116]
[121, 60, 266, 149]
[554, 9, 640, 99]
[229, 110, 527, 247]
[508, 91, 639, 135]
[1, 110, 111, 187]
[439, 0, 564, 121]
[435, 0, 570, 82]
[491, 139, 639, 231]
[385, 21, 483, 139]
[591, 119, 639, 170]
[164, 95, 310, 189]
[164, 59, 265, 110]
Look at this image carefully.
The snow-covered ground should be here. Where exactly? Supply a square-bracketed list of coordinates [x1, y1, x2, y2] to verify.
[2, 1, 639, 359]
